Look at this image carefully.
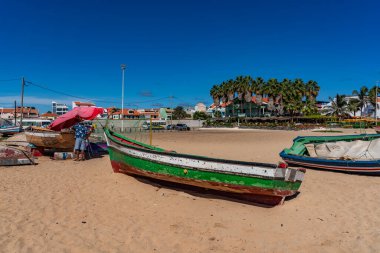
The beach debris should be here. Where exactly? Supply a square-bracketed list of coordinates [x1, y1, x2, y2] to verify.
[53, 152, 74, 160]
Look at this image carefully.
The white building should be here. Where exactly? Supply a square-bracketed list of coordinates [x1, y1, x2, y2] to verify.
[52, 101, 69, 115]
[322, 96, 380, 118]
[0, 108, 14, 119]
[194, 102, 207, 112]
[206, 106, 226, 118]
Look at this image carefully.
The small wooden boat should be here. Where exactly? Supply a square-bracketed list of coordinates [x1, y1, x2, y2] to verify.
[104, 129, 305, 206]
[0, 145, 35, 166]
[0, 125, 23, 136]
[25, 127, 75, 151]
[280, 134, 380, 175]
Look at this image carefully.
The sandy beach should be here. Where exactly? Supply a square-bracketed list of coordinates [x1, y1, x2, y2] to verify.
[1, 129, 380, 253]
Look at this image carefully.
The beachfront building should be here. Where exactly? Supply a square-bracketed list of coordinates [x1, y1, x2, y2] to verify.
[13, 107, 40, 118]
[111, 109, 141, 119]
[194, 103, 207, 112]
[40, 112, 59, 120]
[72, 101, 96, 109]
[0, 108, 15, 119]
[52, 101, 69, 115]
[210, 96, 269, 118]
[321, 96, 380, 118]
[159, 108, 173, 120]
[206, 106, 226, 118]
[184, 107, 195, 118]
[138, 109, 160, 119]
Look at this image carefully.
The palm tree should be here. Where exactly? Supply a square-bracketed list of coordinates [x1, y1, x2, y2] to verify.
[293, 78, 305, 100]
[226, 79, 235, 102]
[241, 76, 253, 116]
[348, 98, 360, 117]
[324, 94, 349, 120]
[254, 77, 266, 114]
[277, 78, 292, 115]
[243, 76, 253, 103]
[210, 85, 221, 106]
[235, 76, 245, 100]
[254, 77, 266, 116]
[220, 81, 228, 103]
[352, 86, 369, 117]
[264, 78, 279, 113]
[368, 86, 379, 119]
[304, 80, 320, 102]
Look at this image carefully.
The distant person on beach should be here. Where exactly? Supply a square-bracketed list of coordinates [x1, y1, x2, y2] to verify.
[73, 122, 89, 161]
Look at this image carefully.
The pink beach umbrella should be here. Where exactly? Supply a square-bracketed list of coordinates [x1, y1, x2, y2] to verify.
[49, 107, 104, 131]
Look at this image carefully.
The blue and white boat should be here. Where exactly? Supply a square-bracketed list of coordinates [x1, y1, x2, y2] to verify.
[280, 134, 380, 176]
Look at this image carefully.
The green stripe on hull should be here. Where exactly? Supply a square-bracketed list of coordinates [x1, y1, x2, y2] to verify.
[109, 148, 301, 191]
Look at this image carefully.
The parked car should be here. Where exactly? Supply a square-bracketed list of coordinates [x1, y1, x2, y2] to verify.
[166, 124, 175, 130]
[175, 124, 190, 131]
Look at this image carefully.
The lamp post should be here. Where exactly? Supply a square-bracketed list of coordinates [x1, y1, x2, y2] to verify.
[121, 64, 126, 132]
[376, 81, 379, 126]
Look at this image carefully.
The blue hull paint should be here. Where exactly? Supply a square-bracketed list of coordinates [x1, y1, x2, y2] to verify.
[280, 151, 380, 176]
[0, 126, 23, 135]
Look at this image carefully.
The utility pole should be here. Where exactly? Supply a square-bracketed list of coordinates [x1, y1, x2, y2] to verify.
[169, 95, 174, 124]
[20, 77, 25, 130]
[14, 100, 16, 126]
[376, 81, 379, 126]
[121, 64, 126, 132]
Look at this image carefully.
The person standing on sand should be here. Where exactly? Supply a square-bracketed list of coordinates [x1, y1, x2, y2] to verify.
[73, 122, 89, 161]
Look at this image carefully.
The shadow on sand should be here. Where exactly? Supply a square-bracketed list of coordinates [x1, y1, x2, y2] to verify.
[131, 175, 300, 208]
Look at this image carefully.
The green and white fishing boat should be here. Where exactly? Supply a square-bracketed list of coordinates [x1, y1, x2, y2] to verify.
[104, 129, 305, 206]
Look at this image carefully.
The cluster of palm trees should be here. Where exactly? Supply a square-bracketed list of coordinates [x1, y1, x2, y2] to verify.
[325, 86, 379, 119]
[210, 76, 320, 116]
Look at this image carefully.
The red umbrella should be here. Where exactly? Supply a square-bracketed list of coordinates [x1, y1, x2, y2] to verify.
[49, 107, 104, 131]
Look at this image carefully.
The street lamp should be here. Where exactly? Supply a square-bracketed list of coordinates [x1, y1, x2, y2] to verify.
[376, 81, 379, 126]
[121, 64, 126, 132]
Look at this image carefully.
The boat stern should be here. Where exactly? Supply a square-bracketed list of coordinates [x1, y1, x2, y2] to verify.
[274, 162, 305, 192]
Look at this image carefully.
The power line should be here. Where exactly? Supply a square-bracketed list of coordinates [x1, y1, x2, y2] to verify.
[25, 80, 95, 101]
[25, 79, 175, 106]
[0, 78, 21, 82]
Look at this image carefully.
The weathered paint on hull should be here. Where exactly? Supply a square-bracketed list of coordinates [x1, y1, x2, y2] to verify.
[108, 148, 301, 206]
[111, 160, 287, 206]
[0, 146, 35, 166]
[25, 131, 75, 150]
[0, 126, 22, 136]
[105, 129, 304, 206]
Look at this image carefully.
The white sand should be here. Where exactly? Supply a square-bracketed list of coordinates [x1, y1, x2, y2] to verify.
[1, 129, 379, 252]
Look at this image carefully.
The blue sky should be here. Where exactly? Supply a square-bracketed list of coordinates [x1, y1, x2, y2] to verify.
[0, 0, 379, 113]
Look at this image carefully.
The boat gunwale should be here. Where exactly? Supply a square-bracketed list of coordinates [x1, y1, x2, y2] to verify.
[108, 144, 304, 181]
[280, 150, 380, 167]
[105, 128, 279, 169]
[111, 159, 298, 197]
[282, 134, 380, 166]
[291, 133, 380, 144]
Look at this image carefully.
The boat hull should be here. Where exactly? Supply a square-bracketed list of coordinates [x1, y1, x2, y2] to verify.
[105, 130, 304, 206]
[0, 126, 22, 136]
[280, 134, 380, 176]
[280, 151, 380, 175]
[25, 131, 75, 150]
[0, 146, 35, 166]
